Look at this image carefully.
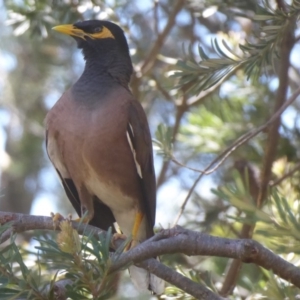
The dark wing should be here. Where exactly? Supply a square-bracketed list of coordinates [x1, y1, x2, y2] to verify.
[57, 172, 116, 231]
[45, 130, 116, 231]
[127, 101, 156, 231]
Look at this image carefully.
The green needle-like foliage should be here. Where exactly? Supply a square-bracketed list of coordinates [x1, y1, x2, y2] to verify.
[0, 223, 124, 300]
[171, 1, 300, 95]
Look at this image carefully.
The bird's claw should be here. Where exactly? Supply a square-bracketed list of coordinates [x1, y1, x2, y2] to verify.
[51, 212, 65, 229]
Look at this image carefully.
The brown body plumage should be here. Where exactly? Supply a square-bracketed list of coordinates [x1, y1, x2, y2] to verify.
[46, 20, 164, 294]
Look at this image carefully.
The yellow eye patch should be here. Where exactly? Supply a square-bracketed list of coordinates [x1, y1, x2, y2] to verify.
[90, 27, 114, 39]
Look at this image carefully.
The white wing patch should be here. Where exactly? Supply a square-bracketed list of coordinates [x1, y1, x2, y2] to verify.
[47, 135, 69, 178]
[126, 123, 143, 178]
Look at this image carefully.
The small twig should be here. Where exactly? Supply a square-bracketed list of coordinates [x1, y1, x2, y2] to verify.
[153, 0, 159, 36]
[151, 74, 173, 101]
[0, 228, 13, 244]
[157, 47, 238, 188]
[187, 64, 242, 107]
[157, 69, 229, 187]
[173, 85, 300, 226]
[270, 162, 300, 187]
[275, 0, 287, 11]
[205, 85, 300, 175]
[173, 172, 203, 226]
[140, 0, 185, 74]
[157, 94, 188, 187]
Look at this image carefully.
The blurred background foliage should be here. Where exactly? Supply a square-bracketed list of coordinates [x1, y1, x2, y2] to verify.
[1, 0, 300, 298]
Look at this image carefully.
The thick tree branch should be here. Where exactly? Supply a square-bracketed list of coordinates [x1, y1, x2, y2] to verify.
[1, 212, 300, 294]
[0, 212, 104, 243]
[112, 226, 300, 289]
[0, 212, 223, 300]
[138, 258, 224, 300]
[51, 259, 224, 300]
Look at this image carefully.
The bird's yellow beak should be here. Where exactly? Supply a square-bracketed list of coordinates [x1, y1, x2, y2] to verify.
[52, 24, 86, 39]
[53, 24, 115, 40]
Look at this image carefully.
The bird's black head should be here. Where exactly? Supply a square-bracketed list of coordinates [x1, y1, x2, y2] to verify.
[53, 20, 133, 86]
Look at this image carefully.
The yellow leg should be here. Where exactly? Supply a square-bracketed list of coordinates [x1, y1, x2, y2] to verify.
[131, 212, 144, 248]
[113, 212, 144, 251]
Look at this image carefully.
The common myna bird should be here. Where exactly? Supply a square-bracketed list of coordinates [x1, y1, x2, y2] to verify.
[46, 20, 164, 294]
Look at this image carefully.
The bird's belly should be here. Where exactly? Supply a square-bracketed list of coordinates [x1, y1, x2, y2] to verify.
[84, 170, 147, 238]
[84, 168, 136, 213]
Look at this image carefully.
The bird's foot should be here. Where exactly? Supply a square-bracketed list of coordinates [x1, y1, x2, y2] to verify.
[51, 212, 69, 229]
[112, 232, 127, 247]
[112, 234, 140, 252]
[72, 215, 90, 224]
[128, 239, 139, 249]
[111, 233, 136, 251]
[51, 212, 91, 230]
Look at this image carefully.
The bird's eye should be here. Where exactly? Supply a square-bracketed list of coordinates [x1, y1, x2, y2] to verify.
[94, 27, 102, 33]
